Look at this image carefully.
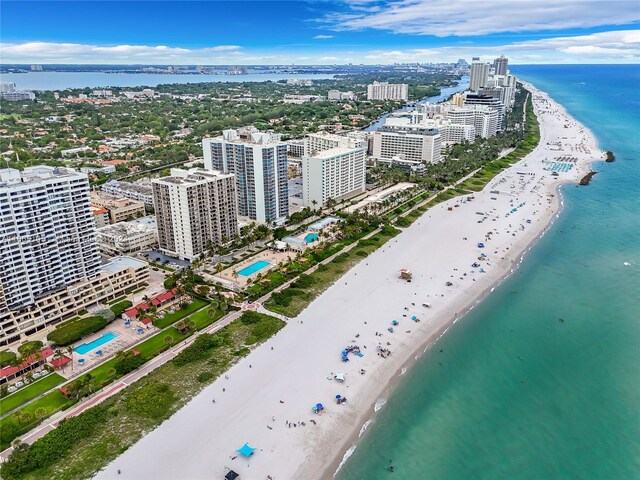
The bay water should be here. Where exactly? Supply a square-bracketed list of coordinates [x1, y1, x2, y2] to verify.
[337, 64, 640, 480]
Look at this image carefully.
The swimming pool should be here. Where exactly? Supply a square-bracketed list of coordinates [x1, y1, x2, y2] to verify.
[304, 233, 319, 243]
[74, 331, 118, 355]
[238, 260, 270, 277]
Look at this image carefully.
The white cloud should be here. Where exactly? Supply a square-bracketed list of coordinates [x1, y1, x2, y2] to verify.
[314, 35, 335, 39]
[325, 0, 640, 36]
[0, 42, 242, 64]
[0, 30, 638, 65]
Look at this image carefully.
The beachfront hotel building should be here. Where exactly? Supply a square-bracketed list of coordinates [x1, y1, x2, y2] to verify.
[152, 168, 238, 261]
[418, 103, 499, 139]
[0, 166, 102, 311]
[367, 82, 409, 101]
[469, 57, 490, 92]
[493, 55, 509, 76]
[301, 133, 366, 208]
[372, 125, 442, 164]
[202, 127, 288, 223]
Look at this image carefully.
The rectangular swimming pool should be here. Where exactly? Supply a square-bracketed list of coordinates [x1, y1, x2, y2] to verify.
[74, 331, 118, 355]
[238, 260, 270, 277]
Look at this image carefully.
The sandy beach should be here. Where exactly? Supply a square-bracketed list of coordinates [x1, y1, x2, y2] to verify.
[95, 83, 604, 480]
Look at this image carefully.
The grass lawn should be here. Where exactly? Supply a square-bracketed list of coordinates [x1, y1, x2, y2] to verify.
[153, 298, 208, 329]
[190, 307, 224, 330]
[0, 373, 65, 415]
[0, 389, 73, 450]
[134, 327, 188, 360]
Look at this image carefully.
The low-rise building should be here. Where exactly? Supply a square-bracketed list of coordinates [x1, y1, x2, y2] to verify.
[283, 94, 325, 104]
[91, 206, 110, 229]
[96, 216, 158, 256]
[90, 191, 146, 224]
[102, 179, 154, 205]
[0, 257, 149, 346]
[328, 90, 357, 101]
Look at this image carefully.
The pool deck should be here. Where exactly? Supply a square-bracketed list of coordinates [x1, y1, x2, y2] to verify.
[58, 320, 158, 380]
[215, 250, 294, 287]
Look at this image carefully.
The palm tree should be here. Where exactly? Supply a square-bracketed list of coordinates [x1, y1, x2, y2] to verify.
[66, 346, 74, 372]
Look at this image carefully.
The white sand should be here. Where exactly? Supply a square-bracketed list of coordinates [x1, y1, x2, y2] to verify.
[96, 84, 603, 480]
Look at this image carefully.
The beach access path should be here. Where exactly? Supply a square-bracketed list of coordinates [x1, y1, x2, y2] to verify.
[94, 82, 601, 480]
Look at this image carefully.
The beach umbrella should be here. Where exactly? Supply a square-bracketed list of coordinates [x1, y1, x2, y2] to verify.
[236, 443, 256, 457]
[336, 395, 342, 399]
[316, 403, 323, 410]
[412, 315, 417, 320]
[96, 350, 103, 356]
[78, 358, 85, 364]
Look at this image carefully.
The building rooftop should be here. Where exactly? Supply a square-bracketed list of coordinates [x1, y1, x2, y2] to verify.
[97, 216, 156, 236]
[310, 146, 364, 159]
[0, 166, 85, 186]
[102, 256, 148, 273]
[309, 216, 340, 230]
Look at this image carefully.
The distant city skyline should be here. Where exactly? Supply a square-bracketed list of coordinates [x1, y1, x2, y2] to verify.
[1, 1, 639, 64]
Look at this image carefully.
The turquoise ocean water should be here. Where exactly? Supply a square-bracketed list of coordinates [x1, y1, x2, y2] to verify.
[338, 65, 640, 480]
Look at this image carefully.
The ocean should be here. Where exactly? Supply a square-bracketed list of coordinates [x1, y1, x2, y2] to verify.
[337, 64, 640, 480]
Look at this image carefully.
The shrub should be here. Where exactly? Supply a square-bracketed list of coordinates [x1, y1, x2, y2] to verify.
[110, 300, 133, 317]
[47, 317, 108, 346]
[163, 275, 177, 290]
[173, 334, 223, 367]
[395, 216, 412, 228]
[0, 351, 18, 368]
[126, 383, 176, 421]
[240, 311, 262, 325]
[113, 351, 146, 375]
[17, 341, 43, 357]
[96, 309, 115, 322]
[196, 371, 215, 383]
[0, 407, 108, 480]
[291, 274, 314, 289]
[233, 347, 250, 357]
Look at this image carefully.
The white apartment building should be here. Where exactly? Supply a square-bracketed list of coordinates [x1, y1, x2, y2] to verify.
[152, 168, 238, 261]
[367, 82, 409, 101]
[419, 103, 499, 139]
[328, 90, 357, 101]
[0, 166, 102, 311]
[96, 216, 158, 256]
[304, 132, 366, 156]
[302, 133, 366, 208]
[385, 113, 475, 145]
[372, 126, 442, 164]
[202, 127, 289, 223]
[102, 179, 154, 205]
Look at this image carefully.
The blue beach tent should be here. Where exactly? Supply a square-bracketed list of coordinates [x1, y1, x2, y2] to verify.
[236, 443, 256, 457]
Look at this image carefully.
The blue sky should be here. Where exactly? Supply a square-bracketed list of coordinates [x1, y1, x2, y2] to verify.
[1, 1, 639, 64]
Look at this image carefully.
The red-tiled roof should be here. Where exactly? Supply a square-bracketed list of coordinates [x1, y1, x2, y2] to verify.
[135, 302, 150, 311]
[124, 307, 138, 319]
[140, 317, 152, 325]
[132, 350, 141, 356]
[0, 347, 54, 379]
[50, 355, 72, 368]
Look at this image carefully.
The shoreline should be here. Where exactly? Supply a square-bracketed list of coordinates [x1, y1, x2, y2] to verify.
[322, 82, 601, 479]
[96, 82, 604, 480]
